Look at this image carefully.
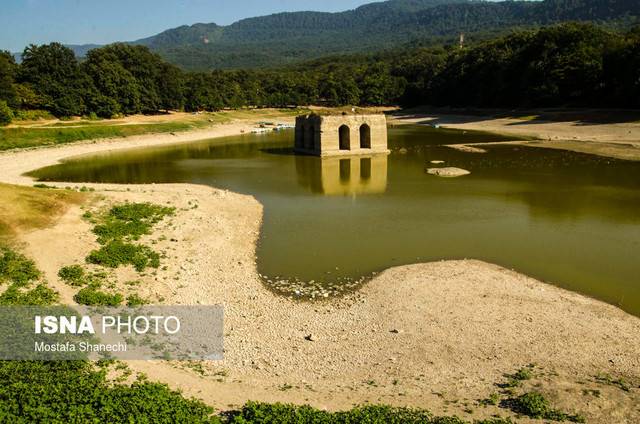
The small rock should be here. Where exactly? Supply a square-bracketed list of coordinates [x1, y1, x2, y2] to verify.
[305, 334, 316, 342]
[426, 167, 470, 177]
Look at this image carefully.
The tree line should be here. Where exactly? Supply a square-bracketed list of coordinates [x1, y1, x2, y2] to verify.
[0, 23, 638, 125]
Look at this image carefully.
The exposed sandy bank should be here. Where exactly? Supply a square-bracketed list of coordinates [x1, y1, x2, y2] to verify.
[391, 113, 640, 161]
[16, 184, 640, 423]
[0, 120, 288, 185]
[1, 118, 639, 422]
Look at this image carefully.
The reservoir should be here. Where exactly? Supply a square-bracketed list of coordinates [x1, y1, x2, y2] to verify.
[29, 125, 640, 316]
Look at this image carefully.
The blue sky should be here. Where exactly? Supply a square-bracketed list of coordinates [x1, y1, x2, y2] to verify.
[1, 0, 375, 52]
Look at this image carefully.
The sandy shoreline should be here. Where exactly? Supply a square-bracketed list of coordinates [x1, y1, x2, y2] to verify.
[390, 113, 640, 161]
[2, 114, 639, 422]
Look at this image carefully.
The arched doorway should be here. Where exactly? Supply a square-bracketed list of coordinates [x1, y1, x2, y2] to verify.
[339, 125, 350, 150]
[359, 124, 371, 149]
[305, 125, 315, 150]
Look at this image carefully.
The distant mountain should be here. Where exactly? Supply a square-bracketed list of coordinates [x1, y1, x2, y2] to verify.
[62, 0, 640, 69]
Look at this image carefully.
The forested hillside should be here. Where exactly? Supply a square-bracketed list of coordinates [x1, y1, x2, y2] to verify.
[1, 23, 638, 125]
[127, 0, 640, 69]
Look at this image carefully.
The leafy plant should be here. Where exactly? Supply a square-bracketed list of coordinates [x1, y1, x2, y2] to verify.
[0, 247, 40, 287]
[0, 282, 58, 305]
[93, 202, 175, 244]
[126, 294, 148, 306]
[506, 392, 585, 423]
[86, 240, 160, 272]
[58, 264, 85, 286]
[0, 100, 12, 126]
[74, 286, 123, 306]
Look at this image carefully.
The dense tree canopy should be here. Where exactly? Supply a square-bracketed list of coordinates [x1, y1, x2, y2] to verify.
[0, 23, 638, 125]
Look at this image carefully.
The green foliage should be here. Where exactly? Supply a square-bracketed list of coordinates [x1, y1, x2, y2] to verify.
[232, 402, 437, 423]
[5, 19, 640, 122]
[0, 246, 217, 422]
[122, 0, 640, 70]
[0, 361, 219, 423]
[508, 392, 585, 423]
[9, 109, 54, 121]
[126, 293, 148, 306]
[512, 367, 533, 381]
[86, 240, 160, 272]
[0, 282, 58, 305]
[97, 202, 175, 241]
[57, 264, 85, 286]
[0, 246, 57, 305]
[480, 392, 500, 406]
[0, 119, 212, 151]
[0, 246, 40, 287]
[18, 43, 94, 117]
[0, 51, 18, 108]
[0, 100, 12, 126]
[73, 285, 123, 306]
[85, 203, 172, 271]
[595, 373, 631, 391]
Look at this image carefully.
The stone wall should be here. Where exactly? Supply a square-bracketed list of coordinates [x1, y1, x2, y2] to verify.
[295, 113, 388, 156]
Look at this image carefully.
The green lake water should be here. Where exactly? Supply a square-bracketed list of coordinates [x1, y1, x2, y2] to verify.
[29, 126, 640, 315]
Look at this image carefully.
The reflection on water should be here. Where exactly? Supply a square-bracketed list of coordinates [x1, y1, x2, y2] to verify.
[28, 126, 640, 316]
[296, 155, 388, 195]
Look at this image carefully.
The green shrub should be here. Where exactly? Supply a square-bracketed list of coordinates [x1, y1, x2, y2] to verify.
[126, 294, 148, 306]
[512, 367, 533, 381]
[93, 202, 175, 244]
[86, 240, 160, 272]
[509, 392, 585, 423]
[480, 392, 500, 406]
[0, 247, 40, 286]
[10, 109, 54, 121]
[0, 361, 219, 423]
[0, 246, 217, 423]
[74, 286, 123, 306]
[232, 402, 435, 423]
[0, 100, 12, 126]
[58, 264, 85, 286]
[0, 283, 58, 305]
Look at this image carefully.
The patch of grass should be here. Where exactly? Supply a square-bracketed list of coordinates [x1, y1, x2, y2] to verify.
[500, 365, 534, 388]
[0, 183, 83, 242]
[93, 202, 175, 244]
[0, 246, 58, 305]
[10, 109, 54, 121]
[0, 282, 58, 305]
[58, 264, 85, 286]
[0, 246, 41, 287]
[512, 367, 533, 381]
[86, 240, 160, 272]
[503, 392, 585, 423]
[480, 392, 500, 406]
[74, 286, 123, 306]
[0, 244, 219, 423]
[126, 294, 148, 306]
[0, 120, 212, 151]
[2, 108, 307, 151]
[595, 373, 631, 392]
[231, 402, 435, 423]
[85, 202, 172, 272]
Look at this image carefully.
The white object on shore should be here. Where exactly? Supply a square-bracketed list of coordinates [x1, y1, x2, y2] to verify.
[426, 167, 470, 177]
[430, 160, 445, 164]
